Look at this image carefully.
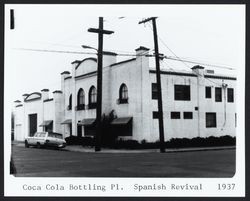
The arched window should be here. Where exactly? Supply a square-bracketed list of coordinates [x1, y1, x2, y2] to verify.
[68, 94, 72, 110]
[77, 88, 85, 110]
[89, 86, 97, 109]
[119, 83, 128, 104]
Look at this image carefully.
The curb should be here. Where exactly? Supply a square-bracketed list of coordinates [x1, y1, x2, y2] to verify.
[63, 146, 236, 154]
[12, 142, 235, 153]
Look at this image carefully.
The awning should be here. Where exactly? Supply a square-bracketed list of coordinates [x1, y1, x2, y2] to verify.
[39, 120, 53, 127]
[61, 119, 72, 124]
[79, 118, 96, 126]
[111, 117, 132, 125]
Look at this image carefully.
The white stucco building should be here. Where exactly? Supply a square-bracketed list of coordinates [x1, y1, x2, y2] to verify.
[13, 46, 237, 142]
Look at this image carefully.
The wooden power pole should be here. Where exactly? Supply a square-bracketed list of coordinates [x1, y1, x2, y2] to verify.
[88, 17, 114, 152]
[139, 17, 165, 153]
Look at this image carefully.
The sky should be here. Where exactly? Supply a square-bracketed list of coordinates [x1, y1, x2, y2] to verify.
[5, 4, 245, 103]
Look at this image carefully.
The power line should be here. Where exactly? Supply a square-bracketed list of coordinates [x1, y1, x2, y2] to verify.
[166, 56, 235, 70]
[14, 48, 96, 55]
[13, 47, 155, 58]
[145, 22, 222, 86]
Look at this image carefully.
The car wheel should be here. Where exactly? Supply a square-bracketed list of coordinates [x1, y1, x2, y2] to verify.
[36, 142, 41, 149]
[25, 140, 29, 148]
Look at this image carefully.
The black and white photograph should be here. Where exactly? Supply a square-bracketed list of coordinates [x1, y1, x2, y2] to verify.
[4, 4, 245, 197]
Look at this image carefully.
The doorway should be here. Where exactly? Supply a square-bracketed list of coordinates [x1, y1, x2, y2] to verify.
[77, 125, 82, 137]
[29, 114, 37, 137]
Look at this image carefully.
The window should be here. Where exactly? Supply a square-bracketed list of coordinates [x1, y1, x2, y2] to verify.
[215, 87, 222, 102]
[68, 94, 72, 110]
[45, 122, 53, 132]
[152, 83, 158, 99]
[227, 88, 234, 102]
[77, 89, 85, 110]
[89, 86, 97, 109]
[206, 113, 217, 128]
[184, 112, 193, 119]
[152, 111, 159, 119]
[174, 85, 190, 101]
[119, 84, 128, 104]
[171, 112, 181, 119]
[205, 87, 211, 98]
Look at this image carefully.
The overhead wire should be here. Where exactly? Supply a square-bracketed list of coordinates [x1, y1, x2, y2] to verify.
[145, 22, 222, 87]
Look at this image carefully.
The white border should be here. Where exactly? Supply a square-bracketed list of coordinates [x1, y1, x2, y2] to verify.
[4, 4, 245, 197]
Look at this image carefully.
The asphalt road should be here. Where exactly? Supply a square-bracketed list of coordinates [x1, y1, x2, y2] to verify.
[11, 145, 235, 177]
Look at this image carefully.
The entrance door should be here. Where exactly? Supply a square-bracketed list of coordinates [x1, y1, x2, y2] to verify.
[29, 114, 37, 137]
[77, 125, 82, 137]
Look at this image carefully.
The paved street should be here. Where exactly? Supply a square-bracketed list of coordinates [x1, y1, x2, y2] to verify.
[12, 145, 235, 177]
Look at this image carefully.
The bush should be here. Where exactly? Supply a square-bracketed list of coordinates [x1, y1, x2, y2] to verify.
[107, 135, 235, 149]
[65, 136, 94, 146]
[66, 134, 235, 149]
[165, 135, 236, 148]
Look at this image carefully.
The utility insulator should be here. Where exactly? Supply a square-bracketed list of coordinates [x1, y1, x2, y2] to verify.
[10, 9, 15, 29]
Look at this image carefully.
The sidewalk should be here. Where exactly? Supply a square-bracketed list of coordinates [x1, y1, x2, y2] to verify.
[12, 141, 235, 153]
[63, 145, 235, 153]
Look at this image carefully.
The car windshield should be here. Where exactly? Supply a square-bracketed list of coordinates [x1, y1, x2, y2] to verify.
[34, 132, 46, 137]
[48, 133, 63, 139]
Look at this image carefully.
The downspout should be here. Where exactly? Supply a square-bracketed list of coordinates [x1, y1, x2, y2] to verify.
[197, 75, 200, 137]
[221, 82, 227, 130]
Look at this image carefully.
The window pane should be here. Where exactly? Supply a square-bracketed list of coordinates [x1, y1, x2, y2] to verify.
[205, 87, 211, 98]
[152, 111, 159, 119]
[174, 85, 190, 101]
[227, 88, 234, 102]
[215, 87, 222, 102]
[206, 113, 216, 127]
[121, 84, 128, 99]
[152, 83, 158, 99]
[90, 87, 97, 103]
[184, 112, 193, 119]
[171, 112, 181, 119]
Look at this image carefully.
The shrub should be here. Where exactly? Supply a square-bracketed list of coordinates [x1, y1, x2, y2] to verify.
[65, 136, 94, 146]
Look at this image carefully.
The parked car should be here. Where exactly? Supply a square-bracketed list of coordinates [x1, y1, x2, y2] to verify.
[24, 132, 66, 149]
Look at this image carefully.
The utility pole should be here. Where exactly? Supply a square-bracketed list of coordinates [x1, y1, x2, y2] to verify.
[88, 17, 114, 152]
[139, 17, 165, 153]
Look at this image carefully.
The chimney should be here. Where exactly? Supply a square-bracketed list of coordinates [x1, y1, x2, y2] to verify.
[41, 89, 49, 101]
[135, 46, 150, 58]
[53, 90, 63, 102]
[14, 100, 22, 107]
[61, 71, 70, 79]
[103, 51, 117, 67]
[191, 65, 205, 76]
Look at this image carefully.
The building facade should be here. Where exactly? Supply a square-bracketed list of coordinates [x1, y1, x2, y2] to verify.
[14, 46, 237, 142]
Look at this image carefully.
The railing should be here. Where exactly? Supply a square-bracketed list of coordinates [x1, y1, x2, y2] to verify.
[75, 104, 85, 111]
[117, 98, 129, 104]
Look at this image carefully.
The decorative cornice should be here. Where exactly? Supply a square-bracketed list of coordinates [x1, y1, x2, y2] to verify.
[149, 70, 197, 77]
[53, 90, 63, 94]
[204, 74, 237, 80]
[61, 71, 70, 75]
[110, 58, 136, 67]
[135, 46, 150, 51]
[75, 71, 97, 80]
[43, 98, 54, 102]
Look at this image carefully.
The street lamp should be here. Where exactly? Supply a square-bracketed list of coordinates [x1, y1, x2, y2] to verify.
[81, 45, 98, 51]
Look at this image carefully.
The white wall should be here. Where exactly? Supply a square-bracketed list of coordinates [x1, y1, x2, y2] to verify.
[148, 70, 236, 142]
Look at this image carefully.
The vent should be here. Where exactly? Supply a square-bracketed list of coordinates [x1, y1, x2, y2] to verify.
[206, 69, 215, 74]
